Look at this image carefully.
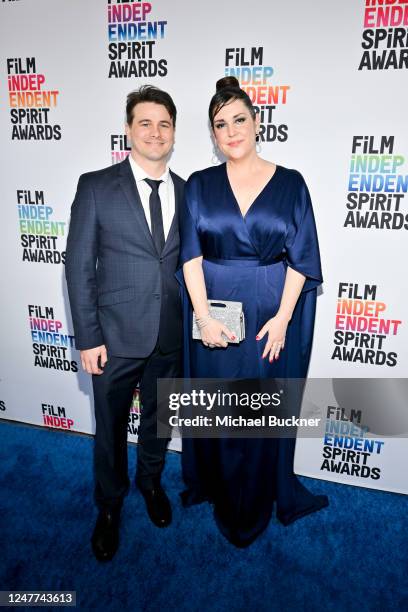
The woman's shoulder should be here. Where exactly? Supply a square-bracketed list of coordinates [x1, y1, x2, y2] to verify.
[187, 164, 224, 185]
[275, 164, 305, 185]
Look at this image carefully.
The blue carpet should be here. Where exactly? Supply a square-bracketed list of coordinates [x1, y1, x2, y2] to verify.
[0, 421, 407, 611]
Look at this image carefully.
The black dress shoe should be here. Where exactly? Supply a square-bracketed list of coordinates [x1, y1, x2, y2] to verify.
[91, 508, 121, 561]
[139, 485, 172, 528]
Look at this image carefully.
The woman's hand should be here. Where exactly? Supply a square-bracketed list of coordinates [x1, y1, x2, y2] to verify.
[256, 313, 290, 361]
[200, 318, 235, 348]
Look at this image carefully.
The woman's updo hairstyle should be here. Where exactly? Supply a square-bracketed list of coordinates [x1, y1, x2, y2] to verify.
[209, 76, 256, 127]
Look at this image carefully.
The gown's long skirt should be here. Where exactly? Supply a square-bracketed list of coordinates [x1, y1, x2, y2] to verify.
[178, 259, 328, 548]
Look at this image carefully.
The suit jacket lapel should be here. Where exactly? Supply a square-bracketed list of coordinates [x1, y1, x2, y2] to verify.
[118, 157, 156, 255]
[162, 170, 181, 255]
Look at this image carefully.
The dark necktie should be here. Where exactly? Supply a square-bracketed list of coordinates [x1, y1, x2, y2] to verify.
[144, 178, 165, 254]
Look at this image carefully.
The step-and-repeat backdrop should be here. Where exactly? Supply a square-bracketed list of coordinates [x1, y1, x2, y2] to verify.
[0, 0, 407, 493]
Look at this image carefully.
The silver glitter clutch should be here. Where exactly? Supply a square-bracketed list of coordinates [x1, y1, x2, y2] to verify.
[192, 300, 245, 344]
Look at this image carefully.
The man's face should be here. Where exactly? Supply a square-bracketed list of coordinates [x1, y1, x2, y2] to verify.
[125, 102, 175, 164]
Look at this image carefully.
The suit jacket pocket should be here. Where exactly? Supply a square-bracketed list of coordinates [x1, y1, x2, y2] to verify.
[98, 287, 135, 307]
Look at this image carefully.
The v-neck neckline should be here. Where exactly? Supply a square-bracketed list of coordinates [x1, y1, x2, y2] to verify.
[224, 162, 280, 220]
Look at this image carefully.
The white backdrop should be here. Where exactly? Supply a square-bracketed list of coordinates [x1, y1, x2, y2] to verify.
[0, 0, 407, 493]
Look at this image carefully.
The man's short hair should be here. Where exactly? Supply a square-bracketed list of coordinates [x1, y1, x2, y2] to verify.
[126, 85, 177, 126]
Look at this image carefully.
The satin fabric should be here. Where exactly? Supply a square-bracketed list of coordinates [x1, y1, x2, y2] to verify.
[177, 163, 328, 547]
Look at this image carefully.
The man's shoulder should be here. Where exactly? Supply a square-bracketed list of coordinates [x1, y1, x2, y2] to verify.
[77, 160, 122, 187]
[169, 169, 186, 186]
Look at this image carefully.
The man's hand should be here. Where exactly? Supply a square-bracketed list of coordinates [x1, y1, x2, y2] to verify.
[80, 345, 108, 375]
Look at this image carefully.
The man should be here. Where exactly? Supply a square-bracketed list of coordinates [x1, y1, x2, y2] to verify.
[65, 86, 184, 562]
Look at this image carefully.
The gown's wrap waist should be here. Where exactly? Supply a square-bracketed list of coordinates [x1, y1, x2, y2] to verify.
[204, 254, 285, 267]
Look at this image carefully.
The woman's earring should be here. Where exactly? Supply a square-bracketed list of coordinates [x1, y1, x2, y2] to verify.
[212, 147, 219, 164]
[256, 134, 262, 154]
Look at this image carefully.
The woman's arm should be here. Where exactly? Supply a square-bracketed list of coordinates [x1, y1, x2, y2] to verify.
[182, 256, 208, 318]
[183, 257, 235, 348]
[257, 267, 306, 361]
[277, 266, 306, 321]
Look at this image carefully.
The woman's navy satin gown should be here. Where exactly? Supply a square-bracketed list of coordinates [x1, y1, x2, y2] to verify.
[177, 163, 328, 547]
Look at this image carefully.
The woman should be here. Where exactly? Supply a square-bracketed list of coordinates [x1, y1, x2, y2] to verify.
[177, 76, 328, 547]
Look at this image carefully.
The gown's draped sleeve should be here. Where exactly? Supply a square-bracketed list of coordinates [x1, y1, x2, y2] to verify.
[175, 174, 203, 377]
[177, 173, 203, 268]
[284, 175, 323, 292]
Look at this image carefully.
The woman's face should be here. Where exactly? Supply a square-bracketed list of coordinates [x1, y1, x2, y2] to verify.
[212, 98, 259, 161]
